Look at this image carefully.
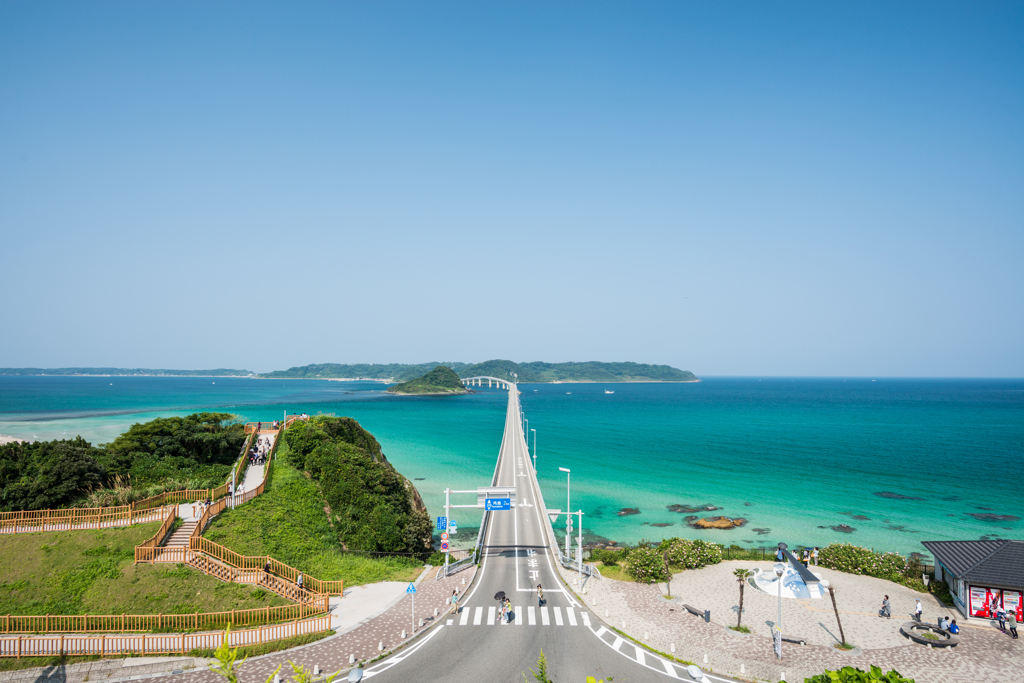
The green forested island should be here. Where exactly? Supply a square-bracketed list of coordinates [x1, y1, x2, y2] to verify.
[263, 360, 697, 383]
[0, 367, 253, 376]
[386, 365, 469, 395]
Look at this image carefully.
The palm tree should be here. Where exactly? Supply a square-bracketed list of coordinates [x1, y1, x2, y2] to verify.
[733, 568, 755, 628]
[828, 584, 847, 646]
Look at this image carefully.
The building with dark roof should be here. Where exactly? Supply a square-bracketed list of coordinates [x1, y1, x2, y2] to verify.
[922, 539, 1024, 621]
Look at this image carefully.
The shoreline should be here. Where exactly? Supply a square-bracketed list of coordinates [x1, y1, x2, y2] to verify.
[0, 434, 28, 445]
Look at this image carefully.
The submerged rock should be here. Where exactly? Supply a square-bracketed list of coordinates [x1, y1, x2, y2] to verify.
[831, 524, 856, 533]
[667, 503, 720, 514]
[852, 515, 870, 521]
[649, 523, 673, 527]
[617, 507, 641, 516]
[752, 527, 772, 535]
[967, 513, 1020, 522]
[873, 491, 925, 501]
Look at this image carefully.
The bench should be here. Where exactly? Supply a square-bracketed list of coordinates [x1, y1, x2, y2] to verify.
[682, 604, 710, 622]
[781, 635, 807, 645]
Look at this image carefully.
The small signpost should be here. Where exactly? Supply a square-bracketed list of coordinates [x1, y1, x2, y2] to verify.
[407, 582, 416, 636]
[485, 498, 511, 511]
[436, 516, 447, 530]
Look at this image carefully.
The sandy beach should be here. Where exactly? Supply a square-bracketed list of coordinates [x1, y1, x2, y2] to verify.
[0, 434, 26, 445]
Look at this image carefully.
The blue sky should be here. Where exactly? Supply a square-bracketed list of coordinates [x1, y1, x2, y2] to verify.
[1, 2, 1021, 376]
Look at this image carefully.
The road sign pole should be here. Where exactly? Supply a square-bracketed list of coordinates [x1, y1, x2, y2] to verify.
[444, 488, 450, 577]
[577, 510, 583, 585]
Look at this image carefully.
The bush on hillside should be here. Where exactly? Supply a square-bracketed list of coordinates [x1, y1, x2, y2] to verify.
[0, 438, 106, 511]
[818, 544, 925, 590]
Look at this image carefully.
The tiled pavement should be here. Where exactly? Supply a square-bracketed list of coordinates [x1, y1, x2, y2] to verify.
[565, 560, 1023, 682]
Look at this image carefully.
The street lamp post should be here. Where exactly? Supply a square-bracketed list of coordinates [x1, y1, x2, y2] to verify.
[559, 467, 571, 558]
[531, 428, 537, 470]
[775, 564, 784, 659]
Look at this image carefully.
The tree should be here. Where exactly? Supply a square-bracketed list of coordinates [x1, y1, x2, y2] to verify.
[828, 584, 847, 646]
[733, 568, 755, 628]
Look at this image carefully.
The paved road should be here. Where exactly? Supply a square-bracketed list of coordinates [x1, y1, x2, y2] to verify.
[363, 384, 728, 683]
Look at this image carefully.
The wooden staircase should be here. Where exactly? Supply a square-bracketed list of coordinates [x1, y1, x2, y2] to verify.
[163, 520, 196, 547]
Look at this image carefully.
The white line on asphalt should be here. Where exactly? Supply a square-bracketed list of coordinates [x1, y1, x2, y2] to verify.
[582, 612, 591, 627]
[446, 619, 453, 625]
[528, 606, 536, 625]
[595, 626, 607, 637]
[661, 658, 678, 678]
[567, 608, 577, 626]
[515, 606, 522, 625]
[554, 606, 563, 626]
[473, 606, 483, 626]
[459, 608, 469, 626]
[588, 622, 692, 681]
[634, 646, 645, 666]
[487, 606, 496, 625]
[541, 606, 550, 626]
[363, 624, 445, 678]
[612, 636, 624, 651]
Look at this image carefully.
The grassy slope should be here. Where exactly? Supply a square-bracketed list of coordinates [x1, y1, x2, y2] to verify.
[0, 525, 287, 616]
[204, 445, 423, 586]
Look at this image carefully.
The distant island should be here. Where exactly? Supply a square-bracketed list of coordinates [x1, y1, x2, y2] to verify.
[386, 365, 469, 395]
[0, 367, 253, 377]
[262, 360, 698, 383]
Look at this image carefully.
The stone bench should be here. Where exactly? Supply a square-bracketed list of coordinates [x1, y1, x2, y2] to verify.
[682, 604, 710, 622]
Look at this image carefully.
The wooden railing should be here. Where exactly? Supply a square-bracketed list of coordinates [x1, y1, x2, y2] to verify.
[189, 537, 344, 596]
[1, 599, 329, 634]
[0, 505, 171, 535]
[134, 506, 177, 553]
[0, 615, 331, 657]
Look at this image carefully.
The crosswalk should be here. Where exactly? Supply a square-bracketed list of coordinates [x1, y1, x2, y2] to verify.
[455, 605, 592, 628]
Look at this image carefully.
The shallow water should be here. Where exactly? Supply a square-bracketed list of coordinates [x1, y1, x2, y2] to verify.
[1, 376, 1021, 558]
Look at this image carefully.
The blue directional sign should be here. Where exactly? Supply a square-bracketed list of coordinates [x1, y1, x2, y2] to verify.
[436, 516, 447, 530]
[485, 498, 511, 511]
[406, 583, 417, 594]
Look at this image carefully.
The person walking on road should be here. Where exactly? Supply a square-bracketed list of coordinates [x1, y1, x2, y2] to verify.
[451, 588, 460, 612]
[537, 584, 544, 607]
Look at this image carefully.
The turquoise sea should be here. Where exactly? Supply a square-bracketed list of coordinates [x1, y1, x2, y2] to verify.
[1, 376, 1022, 560]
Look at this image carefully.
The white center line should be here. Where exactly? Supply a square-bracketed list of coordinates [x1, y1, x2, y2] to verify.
[541, 606, 550, 626]
[472, 606, 483, 626]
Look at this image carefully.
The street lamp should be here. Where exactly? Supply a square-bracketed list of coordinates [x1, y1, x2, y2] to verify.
[531, 428, 537, 470]
[775, 563, 784, 660]
[559, 467, 571, 558]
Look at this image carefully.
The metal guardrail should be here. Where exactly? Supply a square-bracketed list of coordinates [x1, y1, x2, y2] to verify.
[558, 550, 602, 580]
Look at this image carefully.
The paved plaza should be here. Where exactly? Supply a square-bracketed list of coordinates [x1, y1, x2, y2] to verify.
[569, 559, 1023, 683]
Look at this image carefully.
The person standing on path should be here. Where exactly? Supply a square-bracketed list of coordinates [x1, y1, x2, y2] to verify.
[1008, 611, 1018, 639]
[451, 588, 460, 612]
[881, 595, 891, 619]
[297, 573, 303, 591]
[537, 584, 544, 607]
[776, 547, 785, 562]
[996, 604, 1007, 631]
[812, 547, 819, 566]
[914, 599, 923, 622]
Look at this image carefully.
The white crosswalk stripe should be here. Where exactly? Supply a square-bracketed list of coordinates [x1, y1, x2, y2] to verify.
[473, 606, 483, 626]
[541, 606, 550, 625]
[566, 608, 577, 626]
[460, 608, 469, 626]
[454, 606, 587, 627]
[515, 606, 522, 625]
[528, 606, 536, 625]
[582, 611, 591, 627]
[554, 606, 563, 626]
[487, 606, 496, 625]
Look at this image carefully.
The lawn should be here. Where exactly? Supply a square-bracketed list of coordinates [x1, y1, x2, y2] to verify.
[204, 447, 424, 586]
[0, 525, 288, 617]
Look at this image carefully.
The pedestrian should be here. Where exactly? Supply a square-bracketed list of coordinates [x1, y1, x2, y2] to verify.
[451, 588, 460, 612]
[776, 547, 785, 562]
[880, 595, 891, 619]
[914, 599, 923, 622]
[997, 604, 1007, 632]
[812, 547, 819, 566]
[949, 619, 960, 634]
[257, 421, 262, 432]
[264, 560, 271, 578]
[1008, 611, 1019, 639]
[297, 573, 304, 590]
[505, 597, 513, 623]
[801, 548, 809, 567]
[537, 584, 544, 607]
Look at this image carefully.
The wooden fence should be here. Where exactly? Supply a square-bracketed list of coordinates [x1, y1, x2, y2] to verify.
[0, 615, 331, 657]
[1, 599, 329, 634]
[189, 537, 344, 596]
[134, 506, 178, 554]
[0, 505, 171, 535]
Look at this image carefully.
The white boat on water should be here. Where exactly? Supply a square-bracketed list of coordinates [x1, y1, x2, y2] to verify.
[605, 390, 615, 394]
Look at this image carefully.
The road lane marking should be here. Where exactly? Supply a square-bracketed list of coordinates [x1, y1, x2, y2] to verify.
[567, 608, 577, 626]
[473, 607, 483, 626]
[595, 626, 607, 637]
[446, 619, 453, 625]
[459, 608, 469, 625]
[662, 658, 678, 678]
[528, 606, 536, 625]
[554, 607, 563, 626]
[487, 606, 496, 625]
[582, 611, 591, 627]
[635, 646, 645, 666]
[612, 636, 624, 651]
[515, 606, 522, 625]
[363, 624, 445, 679]
[541, 606, 550, 625]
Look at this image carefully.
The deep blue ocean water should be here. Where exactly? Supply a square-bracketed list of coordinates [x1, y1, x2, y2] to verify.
[1, 376, 1021, 559]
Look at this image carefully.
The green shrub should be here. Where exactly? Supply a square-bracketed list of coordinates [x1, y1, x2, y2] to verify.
[804, 665, 914, 683]
[817, 544, 925, 591]
[929, 579, 953, 605]
[660, 538, 723, 569]
[624, 546, 670, 584]
[590, 548, 624, 566]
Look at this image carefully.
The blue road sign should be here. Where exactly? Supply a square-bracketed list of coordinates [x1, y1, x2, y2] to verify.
[407, 583, 417, 594]
[449, 520, 457, 527]
[485, 498, 511, 511]
[436, 516, 447, 530]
